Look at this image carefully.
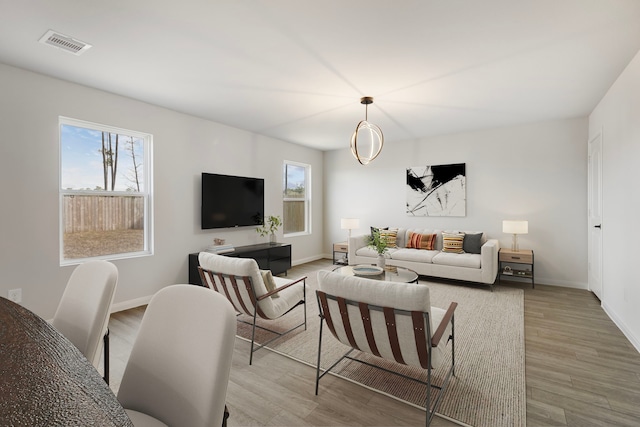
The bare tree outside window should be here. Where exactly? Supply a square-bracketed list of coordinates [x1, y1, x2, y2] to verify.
[100, 132, 119, 191]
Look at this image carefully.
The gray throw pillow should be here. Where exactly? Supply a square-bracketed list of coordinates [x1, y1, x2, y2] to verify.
[463, 233, 483, 254]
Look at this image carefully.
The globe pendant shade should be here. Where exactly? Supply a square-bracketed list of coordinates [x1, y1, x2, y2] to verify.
[350, 120, 384, 165]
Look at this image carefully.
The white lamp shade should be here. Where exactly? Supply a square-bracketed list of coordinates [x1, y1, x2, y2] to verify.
[341, 218, 360, 230]
[503, 220, 528, 234]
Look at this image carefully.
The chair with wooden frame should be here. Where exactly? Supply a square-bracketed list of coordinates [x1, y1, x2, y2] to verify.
[314, 270, 457, 427]
[198, 251, 307, 365]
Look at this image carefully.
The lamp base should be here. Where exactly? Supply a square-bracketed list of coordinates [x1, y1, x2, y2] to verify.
[511, 234, 519, 252]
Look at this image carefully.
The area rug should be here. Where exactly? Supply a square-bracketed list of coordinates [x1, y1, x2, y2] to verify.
[236, 267, 525, 427]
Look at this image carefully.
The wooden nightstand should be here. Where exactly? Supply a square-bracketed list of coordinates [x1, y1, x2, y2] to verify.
[499, 248, 534, 288]
[333, 242, 349, 265]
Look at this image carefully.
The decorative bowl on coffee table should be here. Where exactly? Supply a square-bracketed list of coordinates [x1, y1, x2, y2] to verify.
[352, 265, 384, 276]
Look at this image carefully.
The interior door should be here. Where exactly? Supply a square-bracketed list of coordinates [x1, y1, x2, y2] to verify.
[588, 132, 603, 300]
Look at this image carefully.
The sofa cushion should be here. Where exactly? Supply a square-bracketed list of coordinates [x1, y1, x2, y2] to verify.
[432, 252, 481, 268]
[406, 232, 436, 250]
[404, 229, 443, 250]
[370, 226, 388, 237]
[380, 228, 398, 248]
[355, 246, 399, 258]
[442, 232, 465, 254]
[462, 232, 483, 254]
[370, 226, 398, 249]
[390, 248, 439, 263]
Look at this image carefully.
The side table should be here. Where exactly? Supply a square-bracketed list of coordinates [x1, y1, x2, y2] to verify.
[499, 248, 534, 288]
[333, 242, 348, 265]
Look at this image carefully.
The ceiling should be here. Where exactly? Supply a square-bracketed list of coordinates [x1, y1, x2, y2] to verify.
[1, 1, 639, 151]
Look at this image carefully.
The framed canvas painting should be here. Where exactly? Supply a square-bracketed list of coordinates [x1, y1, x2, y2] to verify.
[406, 163, 466, 217]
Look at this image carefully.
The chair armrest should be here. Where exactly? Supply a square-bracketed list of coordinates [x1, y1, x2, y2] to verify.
[348, 234, 369, 263]
[481, 239, 499, 283]
[257, 276, 307, 300]
[431, 302, 458, 347]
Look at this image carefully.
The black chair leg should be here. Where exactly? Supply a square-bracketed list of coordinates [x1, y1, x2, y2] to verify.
[222, 405, 229, 427]
[103, 328, 109, 384]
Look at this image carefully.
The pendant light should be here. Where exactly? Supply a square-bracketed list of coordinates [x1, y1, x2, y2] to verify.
[350, 96, 384, 165]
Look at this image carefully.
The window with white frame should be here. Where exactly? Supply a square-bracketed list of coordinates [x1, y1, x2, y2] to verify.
[283, 161, 310, 235]
[59, 117, 153, 264]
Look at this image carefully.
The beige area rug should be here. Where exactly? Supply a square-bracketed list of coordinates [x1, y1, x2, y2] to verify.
[237, 267, 525, 427]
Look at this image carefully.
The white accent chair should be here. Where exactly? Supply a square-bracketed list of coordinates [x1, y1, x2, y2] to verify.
[198, 251, 307, 364]
[117, 284, 236, 427]
[315, 270, 457, 427]
[52, 260, 118, 383]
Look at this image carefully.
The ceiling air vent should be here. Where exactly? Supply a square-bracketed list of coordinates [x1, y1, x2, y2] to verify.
[38, 30, 92, 56]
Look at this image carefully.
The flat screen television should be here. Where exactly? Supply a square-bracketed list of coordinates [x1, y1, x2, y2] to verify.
[201, 172, 264, 229]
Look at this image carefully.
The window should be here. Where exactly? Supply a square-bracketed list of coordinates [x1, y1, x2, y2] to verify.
[59, 117, 153, 265]
[283, 161, 310, 236]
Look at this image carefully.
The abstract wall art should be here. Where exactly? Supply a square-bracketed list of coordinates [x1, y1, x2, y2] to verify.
[406, 163, 466, 217]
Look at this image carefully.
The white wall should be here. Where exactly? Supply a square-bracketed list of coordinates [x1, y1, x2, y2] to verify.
[0, 62, 324, 318]
[324, 118, 588, 288]
[589, 50, 640, 350]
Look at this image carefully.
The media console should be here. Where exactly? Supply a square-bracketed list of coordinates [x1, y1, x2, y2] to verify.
[188, 243, 292, 285]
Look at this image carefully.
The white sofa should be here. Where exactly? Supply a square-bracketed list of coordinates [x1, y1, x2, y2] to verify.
[348, 228, 499, 287]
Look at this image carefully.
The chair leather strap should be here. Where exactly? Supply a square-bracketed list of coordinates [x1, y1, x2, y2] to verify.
[317, 291, 338, 339]
[197, 267, 211, 289]
[411, 311, 430, 369]
[359, 302, 380, 357]
[228, 275, 251, 315]
[337, 297, 359, 351]
[383, 307, 405, 365]
[240, 276, 267, 319]
[198, 268, 217, 292]
[214, 273, 235, 307]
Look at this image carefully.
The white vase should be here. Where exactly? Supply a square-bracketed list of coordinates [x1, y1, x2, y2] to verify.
[269, 233, 277, 245]
[377, 254, 386, 269]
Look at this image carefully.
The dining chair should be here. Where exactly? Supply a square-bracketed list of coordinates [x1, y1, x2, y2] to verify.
[118, 284, 236, 427]
[198, 251, 307, 364]
[52, 259, 118, 383]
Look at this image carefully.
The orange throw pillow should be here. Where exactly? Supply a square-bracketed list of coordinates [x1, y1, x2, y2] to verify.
[406, 232, 436, 250]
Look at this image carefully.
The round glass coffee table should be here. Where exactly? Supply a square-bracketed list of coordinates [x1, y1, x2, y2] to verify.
[333, 264, 419, 283]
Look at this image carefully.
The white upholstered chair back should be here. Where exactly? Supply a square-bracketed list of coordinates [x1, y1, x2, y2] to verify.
[198, 252, 279, 319]
[52, 260, 118, 367]
[317, 270, 449, 369]
[117, 284, 236, 427]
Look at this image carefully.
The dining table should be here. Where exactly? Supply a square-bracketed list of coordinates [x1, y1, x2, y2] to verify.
[0, 296, 133, 426]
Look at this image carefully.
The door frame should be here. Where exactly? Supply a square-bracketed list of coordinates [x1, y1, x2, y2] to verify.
[587, 129, 603, 300]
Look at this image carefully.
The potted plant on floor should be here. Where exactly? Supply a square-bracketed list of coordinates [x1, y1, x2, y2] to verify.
[367, 228, 389, 268]
[256, 215, 282, 245]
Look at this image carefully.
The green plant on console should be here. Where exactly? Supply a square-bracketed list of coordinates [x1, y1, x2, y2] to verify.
[367, 228, 389, 255]
[255, 215, 282, 238]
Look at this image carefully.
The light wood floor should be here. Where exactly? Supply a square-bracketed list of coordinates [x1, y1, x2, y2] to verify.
[106, 259, 640, 427]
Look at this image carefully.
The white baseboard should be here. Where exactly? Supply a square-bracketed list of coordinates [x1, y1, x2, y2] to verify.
[534, 276, 588, 289]
[292, 254, 326, 266]
[602, 301, 640, 353]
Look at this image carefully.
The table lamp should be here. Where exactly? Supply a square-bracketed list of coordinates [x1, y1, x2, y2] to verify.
[340, 218, 360, 241]
[503, 220, 528, 251]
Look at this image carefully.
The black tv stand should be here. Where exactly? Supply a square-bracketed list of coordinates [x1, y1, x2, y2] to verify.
[188, 243, 292, 286]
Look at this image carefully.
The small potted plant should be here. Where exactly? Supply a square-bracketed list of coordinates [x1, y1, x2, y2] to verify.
[256, 215, 282, 245]
[367, 228, 389, 268]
